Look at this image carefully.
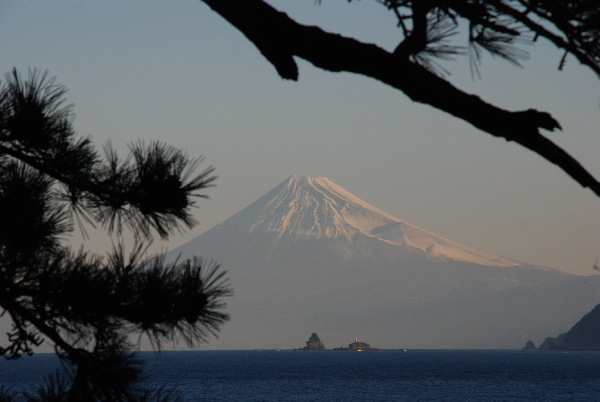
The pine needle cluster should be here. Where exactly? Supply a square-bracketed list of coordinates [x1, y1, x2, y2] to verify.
[345, 0, 600, 78]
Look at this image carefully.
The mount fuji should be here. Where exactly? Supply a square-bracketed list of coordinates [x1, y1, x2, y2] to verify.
[167, 176, 600, 349]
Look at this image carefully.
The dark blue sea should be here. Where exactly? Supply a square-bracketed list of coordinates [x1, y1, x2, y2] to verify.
[2, 349, 600, 401]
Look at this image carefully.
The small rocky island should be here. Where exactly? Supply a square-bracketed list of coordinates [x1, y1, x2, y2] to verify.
[294, 333, 326, 351]
[334, 338, 380, 351]
[294, 333, 380, 351]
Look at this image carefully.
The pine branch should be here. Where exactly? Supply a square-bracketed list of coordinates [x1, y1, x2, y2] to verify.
[199, 0, 600, 197]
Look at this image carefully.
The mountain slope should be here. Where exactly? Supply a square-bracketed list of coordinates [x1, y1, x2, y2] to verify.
[166, 176, 598, 349]
[176, 176, 539, 267]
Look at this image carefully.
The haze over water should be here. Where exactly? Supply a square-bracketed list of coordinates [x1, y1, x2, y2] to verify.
[165, 176, 600, 350]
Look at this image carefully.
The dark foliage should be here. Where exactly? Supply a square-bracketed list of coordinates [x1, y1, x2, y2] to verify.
[367, 0, 600, 78]
[200, 0, 600, 198]
[0, 68, 231, 400]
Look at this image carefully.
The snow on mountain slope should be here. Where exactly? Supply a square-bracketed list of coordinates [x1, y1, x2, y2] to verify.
[370, 220, 520, 267]
[246, 175, 396, 239]
[203, 175, 520, 267]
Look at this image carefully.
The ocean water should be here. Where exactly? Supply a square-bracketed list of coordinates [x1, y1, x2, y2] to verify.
[2, 350, 600, 401]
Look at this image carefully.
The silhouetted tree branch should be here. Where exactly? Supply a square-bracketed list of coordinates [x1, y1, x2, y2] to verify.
[200, 0, 600, 197]
[0, 68, 231, 400]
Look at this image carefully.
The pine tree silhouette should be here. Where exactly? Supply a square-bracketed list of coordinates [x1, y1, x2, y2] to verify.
[0, 68, 231, 400]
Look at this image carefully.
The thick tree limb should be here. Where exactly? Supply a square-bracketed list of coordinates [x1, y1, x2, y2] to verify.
[200, 0, 600, 197]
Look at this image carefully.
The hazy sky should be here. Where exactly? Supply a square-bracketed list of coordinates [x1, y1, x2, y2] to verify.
[2, 0, 600, 276]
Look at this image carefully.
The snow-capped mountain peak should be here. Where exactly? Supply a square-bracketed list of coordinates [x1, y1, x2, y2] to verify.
[181, 176, 520, 267]
[248, 175, 398, 240]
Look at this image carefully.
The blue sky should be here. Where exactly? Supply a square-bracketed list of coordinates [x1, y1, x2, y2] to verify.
[2, 0, 600, 276]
